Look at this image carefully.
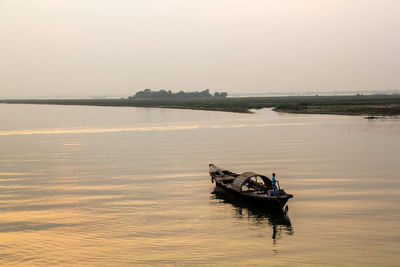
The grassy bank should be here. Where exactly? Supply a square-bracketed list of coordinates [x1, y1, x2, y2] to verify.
[1, 95, 400, 116]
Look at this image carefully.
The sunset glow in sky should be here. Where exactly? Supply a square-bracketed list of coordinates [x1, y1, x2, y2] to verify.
[1, 0, 399, 97]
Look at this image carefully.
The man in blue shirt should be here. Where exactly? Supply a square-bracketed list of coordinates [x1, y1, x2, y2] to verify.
[272, 173, 277, 192]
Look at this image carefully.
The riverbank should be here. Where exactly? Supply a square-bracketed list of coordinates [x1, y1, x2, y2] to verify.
[1, 95, 400, 116]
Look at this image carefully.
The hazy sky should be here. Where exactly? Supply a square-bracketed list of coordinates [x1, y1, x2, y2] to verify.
[1, 0, 399, 97]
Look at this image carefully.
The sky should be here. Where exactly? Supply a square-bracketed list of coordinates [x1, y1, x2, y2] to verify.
[1, 0, 400, 98]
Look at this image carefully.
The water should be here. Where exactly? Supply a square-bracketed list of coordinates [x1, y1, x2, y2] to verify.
[0, 104, 399, 265]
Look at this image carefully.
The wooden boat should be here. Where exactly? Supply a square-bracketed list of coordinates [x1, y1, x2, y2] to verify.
[209, 164, 293, 210]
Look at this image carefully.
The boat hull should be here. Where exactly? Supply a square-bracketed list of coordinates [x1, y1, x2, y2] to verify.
[215, 182, 291, 210]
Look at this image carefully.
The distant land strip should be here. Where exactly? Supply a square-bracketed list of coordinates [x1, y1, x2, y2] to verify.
[1, 95, 400, 117]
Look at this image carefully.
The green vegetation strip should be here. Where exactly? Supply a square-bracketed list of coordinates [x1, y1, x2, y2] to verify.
[1, 95, 400, 116]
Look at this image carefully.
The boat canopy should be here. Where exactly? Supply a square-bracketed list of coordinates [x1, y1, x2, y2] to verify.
[231, 172, 272, 192]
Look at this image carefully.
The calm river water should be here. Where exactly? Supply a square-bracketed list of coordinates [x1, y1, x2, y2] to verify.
[0, 104, 399, 265]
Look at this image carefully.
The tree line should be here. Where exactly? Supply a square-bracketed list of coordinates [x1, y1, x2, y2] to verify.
[129, 89, 228, 99]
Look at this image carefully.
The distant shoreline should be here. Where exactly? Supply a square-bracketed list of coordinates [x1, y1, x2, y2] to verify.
[1, 95, 400, 117]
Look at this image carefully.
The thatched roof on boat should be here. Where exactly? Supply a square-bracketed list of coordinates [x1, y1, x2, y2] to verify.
[231, 172, 272, 191]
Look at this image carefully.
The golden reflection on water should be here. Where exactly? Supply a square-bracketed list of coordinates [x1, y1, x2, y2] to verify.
[0, 170, 297, 265]
[0, 122, 318, 136]
[0, 172, 31, 176]
[61, 143, 84, 146]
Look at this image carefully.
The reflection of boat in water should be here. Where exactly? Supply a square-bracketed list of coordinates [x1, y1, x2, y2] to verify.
[209, 164, 293, 210]
[211, 188, 293, 242]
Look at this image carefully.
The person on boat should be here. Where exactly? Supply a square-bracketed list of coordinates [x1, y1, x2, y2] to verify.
[272, 173, 277, 192]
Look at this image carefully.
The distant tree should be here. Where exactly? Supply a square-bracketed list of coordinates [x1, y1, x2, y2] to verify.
[214, 92, 228, 98]
[200, 89, 212, 98]
[220, 92, 228, 98]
